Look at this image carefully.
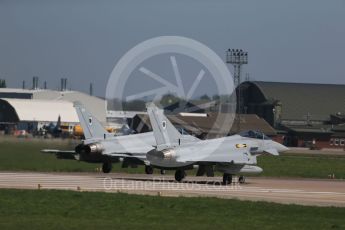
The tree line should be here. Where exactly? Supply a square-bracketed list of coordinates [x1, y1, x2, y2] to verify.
[107, 93, 235, 111]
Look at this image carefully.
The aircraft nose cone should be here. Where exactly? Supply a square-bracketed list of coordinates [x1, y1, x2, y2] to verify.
[275, 142, 289, 153]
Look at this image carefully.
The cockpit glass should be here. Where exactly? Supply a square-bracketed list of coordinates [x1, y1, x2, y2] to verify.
[239, 130, 271, 140]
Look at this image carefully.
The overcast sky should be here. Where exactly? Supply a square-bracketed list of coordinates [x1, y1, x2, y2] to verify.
[0, 0, 344, 97]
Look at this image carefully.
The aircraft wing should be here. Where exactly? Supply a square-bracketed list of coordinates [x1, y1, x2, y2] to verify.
[42, 149, 147, 161]
[41, 149, 75, 153]
[41, 149, 77, 160]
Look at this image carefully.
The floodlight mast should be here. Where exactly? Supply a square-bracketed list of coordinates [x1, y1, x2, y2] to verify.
[226, 49, 248, 132]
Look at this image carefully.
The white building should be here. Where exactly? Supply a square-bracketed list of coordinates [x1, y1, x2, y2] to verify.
[0, 88, 106, 122]
[0, 98, 79, 133]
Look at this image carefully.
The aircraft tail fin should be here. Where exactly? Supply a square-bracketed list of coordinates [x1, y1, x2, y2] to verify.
[74, 102, 108, 140]
[146, 103, 182, 150]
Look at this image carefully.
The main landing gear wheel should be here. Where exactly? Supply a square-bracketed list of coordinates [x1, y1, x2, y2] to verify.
[145, 166, 154, 174]
[222, 173, 233, 185]
[175, 170, 186, 182]
[238, 175, 246, 184]
[102, 161, 112, 173]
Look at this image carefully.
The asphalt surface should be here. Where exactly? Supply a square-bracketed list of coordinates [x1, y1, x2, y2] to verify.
[0, 172, 345, 207]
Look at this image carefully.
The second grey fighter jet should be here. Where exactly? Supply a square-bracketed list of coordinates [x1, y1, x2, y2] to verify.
[145, 103, 288, 184]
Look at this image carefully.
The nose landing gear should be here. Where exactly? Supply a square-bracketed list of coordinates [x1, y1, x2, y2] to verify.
[175, 169, 186, 182]
[102, 161, 112, 173]
[145, 165, 154, 174]
[222, 173, 233, 185]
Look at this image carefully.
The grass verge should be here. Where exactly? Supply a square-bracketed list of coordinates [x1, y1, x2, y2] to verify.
[0, 189, 344, 230]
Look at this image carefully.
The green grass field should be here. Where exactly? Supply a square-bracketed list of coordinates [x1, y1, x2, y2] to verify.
[0, 139, 96, 172]
[0, 189, 344, 230]
[0, 139, 345, 179]
[257, 153, 345, 179]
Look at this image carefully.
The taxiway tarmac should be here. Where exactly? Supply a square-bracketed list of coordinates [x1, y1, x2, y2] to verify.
[0, 172, 344, 207]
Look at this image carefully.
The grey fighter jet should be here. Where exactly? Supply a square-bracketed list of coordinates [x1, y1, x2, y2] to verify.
[42, 102, 195, 174]
[145, 103, 288, 184]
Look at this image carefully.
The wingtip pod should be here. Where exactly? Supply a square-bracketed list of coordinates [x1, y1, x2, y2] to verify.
[41, 149, 51, 153]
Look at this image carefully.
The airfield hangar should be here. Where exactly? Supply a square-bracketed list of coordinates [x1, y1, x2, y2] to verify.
[237, 81, 345, 149]
[0, 88, 107, 135]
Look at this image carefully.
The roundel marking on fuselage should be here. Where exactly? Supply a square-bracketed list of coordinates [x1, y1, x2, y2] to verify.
[162, 120, 167, 130]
